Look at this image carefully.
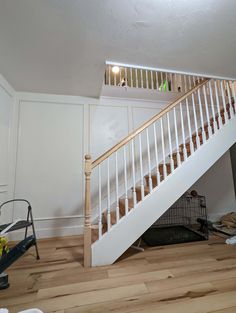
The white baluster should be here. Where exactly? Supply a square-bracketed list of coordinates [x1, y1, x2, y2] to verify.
[197, 88, 206, 143]
[220, 80, 227, 123]
[119, 67, 122, 86]
[180, 74, 183, 92]
[146, 128, 153, 191]
[203, 84, 212, 137]
[167, 113, 174, 172]
[130, 68, 133, 88]
[104, 67, 107, 85]
[168, 73, 172, 91]
[98, 164, 102, 239]
[153, 123, 161, 185]
[135, 68, 138, 88]
[138, 134, 145, 199]
[209, 80, 217, 132]
[160, 118, 167, 178]
[231, 81, 236, 113]
[226, 81, 234, 119]
[107, 158, 111, 230]
[185, 98, 194, 154]
[174, 73, 177, 92]
[145, 70, 148, 89]
[155, 71, 159, 90]
[191, 93, 200, 148]
[180, 103, 188, 161]
[161, 72, 164, 90]
[214, 80, 222, 128]
[171, 73, 174, 92]
[151, 71, 154, 90]
[114, 70, 117, 86]
[184, 75, 187, 92]
[141, 69, 144, 88]
[169, 73, 173, 92]
[108, 65, 111, 86]
[115, 152, 119, 223]
[188, 75, 192, 89]
[173, 107, 181, 166]
[131, 139, 137, 206]
[125, 68, 128, 87]
[123, 146, 129, 215]
[166, 73, 169, 91]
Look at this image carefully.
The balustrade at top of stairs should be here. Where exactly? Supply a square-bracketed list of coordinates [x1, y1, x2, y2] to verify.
[104, 64, 204, 93]
[84, 76, 236, 267]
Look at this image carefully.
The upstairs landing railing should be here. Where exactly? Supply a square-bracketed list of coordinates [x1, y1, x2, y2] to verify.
[84, 78, 236, 266]
[104, 64, 204, 93]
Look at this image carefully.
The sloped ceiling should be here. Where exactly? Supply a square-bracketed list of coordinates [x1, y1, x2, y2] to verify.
[0, 0, 236, 97]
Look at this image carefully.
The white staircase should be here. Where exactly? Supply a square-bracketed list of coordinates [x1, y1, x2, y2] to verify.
[84, 76, 236, 267]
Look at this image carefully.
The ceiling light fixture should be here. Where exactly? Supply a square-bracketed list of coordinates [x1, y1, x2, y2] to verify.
[112, 66, 120, 74]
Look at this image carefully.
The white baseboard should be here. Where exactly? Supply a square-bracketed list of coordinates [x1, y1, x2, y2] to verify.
[7, 225, 84, 241]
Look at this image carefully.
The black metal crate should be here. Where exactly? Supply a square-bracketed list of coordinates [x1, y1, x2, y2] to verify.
[142, 192, 208, 246]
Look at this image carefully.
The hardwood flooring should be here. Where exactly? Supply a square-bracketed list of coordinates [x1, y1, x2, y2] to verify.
[1, 235, 236, 312]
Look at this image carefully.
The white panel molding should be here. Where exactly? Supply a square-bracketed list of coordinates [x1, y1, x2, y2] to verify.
[0, 186, 7, 193]
[34, 215, 84, 221]
[100, 95, 170, 109]
[0, 74, 15, 222]
[17, 92, 99, 106]
[0, 74, 15, 98]
[10, 94, 87, 238]
[6, 95, 20, 208]
[34, 225, 84, 238]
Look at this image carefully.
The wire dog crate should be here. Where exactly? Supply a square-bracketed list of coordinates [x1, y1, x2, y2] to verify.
[142, 192, 208, 246]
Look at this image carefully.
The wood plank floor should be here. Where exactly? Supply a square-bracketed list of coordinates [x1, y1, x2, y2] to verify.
[1, 235, 236, 312]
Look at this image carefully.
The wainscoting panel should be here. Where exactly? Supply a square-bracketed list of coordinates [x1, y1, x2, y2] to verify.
[0, 75, 14, 223]
[13, 100, 84, 237]
[0, 84, 13, 185]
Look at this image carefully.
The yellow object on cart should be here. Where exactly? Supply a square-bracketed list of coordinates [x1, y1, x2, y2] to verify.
[0, 236, 9, 257]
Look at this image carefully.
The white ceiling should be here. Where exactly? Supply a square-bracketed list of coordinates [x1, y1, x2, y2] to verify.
[0, 0, 236, 97]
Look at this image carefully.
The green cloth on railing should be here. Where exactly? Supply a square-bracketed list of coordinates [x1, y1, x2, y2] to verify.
[159, 79, 168, 91]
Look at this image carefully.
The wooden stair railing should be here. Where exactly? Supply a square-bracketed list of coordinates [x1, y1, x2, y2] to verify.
[84, 77, 236, 267]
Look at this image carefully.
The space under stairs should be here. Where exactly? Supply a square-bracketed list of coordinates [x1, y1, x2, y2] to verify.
[84, 77, 236, 267]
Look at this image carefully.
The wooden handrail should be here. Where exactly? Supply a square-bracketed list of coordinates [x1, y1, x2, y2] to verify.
[92, 78, 210, 169]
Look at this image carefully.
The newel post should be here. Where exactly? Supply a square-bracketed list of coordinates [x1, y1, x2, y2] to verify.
[84, 154, 92, 267]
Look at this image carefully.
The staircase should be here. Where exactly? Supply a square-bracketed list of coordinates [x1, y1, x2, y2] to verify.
[84, 77, 236, 267]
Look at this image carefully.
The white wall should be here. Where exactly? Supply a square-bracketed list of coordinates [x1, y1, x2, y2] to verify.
[5, 92, 171, 239]
[13, 97, 85, 237]
[0, 74, 15, 224]
[230, 144, 236, 195]
[8, 92, 101, 239]
[0, 74, 235, 239]
[92, 96, 168, 159]
[191, 151, 236, 221]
